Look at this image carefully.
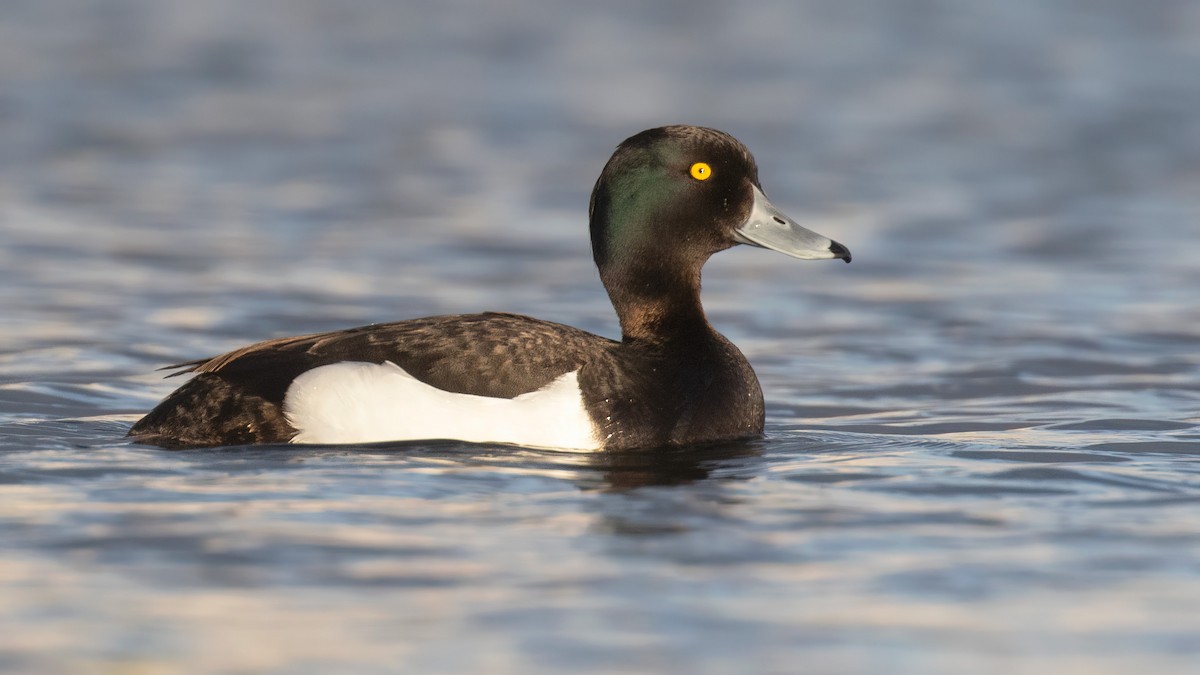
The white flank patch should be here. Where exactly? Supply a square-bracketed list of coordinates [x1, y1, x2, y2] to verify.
[283, 361, 601, 450]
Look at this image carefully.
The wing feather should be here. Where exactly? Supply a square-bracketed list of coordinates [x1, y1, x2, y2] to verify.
[163, 312, 617, 404]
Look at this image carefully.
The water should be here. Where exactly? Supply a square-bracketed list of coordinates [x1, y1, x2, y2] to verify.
[2, 1, 1200, 672]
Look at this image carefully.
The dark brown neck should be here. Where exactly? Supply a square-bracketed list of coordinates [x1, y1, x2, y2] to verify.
[600, 258, 713, 344]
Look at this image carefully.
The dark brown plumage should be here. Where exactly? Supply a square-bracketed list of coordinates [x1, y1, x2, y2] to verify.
[129, 125, 850, 449]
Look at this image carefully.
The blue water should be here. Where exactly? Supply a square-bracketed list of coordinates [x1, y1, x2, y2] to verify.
[2, 1, 1199, 672]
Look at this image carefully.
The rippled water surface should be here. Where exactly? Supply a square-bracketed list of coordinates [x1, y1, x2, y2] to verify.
[3, 1, 1200, 672]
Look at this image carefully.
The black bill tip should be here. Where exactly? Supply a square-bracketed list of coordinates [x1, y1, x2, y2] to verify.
[830, 240, 852, 263]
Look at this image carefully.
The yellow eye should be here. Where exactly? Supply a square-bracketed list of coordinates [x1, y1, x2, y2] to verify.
[690, 162, 713, 181]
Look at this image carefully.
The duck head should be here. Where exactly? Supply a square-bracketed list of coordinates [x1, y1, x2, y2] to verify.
[589, 125, 850, 268]
[587, 125, 851, 339]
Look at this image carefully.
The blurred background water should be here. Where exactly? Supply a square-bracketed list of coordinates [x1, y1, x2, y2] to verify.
[2, 0, 1199, 672]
